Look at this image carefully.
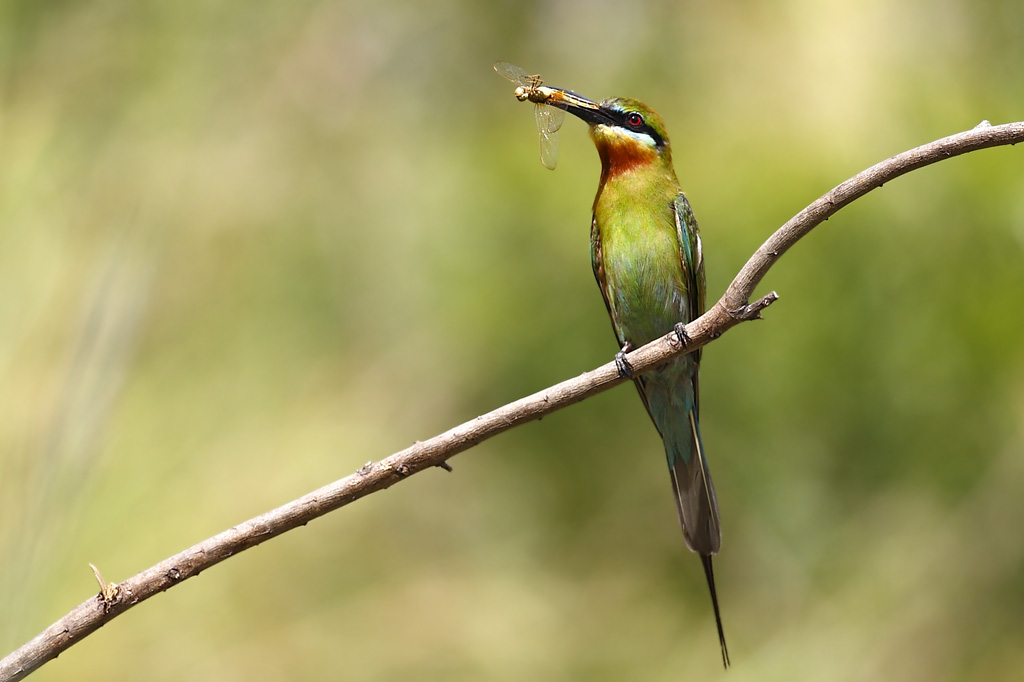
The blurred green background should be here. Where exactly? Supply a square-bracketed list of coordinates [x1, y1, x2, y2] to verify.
[2, 0, 1023, 680]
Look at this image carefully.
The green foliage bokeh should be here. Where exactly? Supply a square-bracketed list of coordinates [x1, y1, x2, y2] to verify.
[2, 1, 1023, 680]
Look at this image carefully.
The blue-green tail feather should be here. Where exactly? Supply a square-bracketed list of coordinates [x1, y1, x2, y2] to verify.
[643, 370, 729, 667]
[644, 372, 721, 554]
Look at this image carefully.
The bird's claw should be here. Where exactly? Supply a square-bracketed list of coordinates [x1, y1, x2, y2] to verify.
[673, 322, 691, 348]
[615, 349, 634, 379]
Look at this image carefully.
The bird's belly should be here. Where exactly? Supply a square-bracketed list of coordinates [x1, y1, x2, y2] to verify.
[606, 248, 688, 347]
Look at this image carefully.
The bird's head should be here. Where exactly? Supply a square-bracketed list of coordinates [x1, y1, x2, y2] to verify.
[554, 91, 674, 177]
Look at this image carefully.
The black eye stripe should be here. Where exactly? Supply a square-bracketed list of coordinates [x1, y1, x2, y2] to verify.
[615, 110, 665, 148]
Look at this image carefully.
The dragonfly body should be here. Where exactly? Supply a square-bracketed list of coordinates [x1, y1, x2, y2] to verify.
[493, 62, 566, 169]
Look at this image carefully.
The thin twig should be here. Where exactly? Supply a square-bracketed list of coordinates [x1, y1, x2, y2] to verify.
[2, 120, 1022, 682]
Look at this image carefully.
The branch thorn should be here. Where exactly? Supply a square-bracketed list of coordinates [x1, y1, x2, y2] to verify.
[89, 563, 121, 610]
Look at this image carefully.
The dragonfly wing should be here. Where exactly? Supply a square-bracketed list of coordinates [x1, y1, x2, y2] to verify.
[538, 128, 559, 170]
[493, 61, 529, 85]
[535, 102, 565, 133]
[535, 103, 563, 170]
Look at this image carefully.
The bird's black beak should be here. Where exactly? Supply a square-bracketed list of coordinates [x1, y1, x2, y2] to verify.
[546, 88, 615, 126]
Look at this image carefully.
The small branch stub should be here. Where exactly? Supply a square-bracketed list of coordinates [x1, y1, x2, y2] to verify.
[728, 291, 779, 321]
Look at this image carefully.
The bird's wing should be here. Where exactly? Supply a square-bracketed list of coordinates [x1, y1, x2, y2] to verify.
[669, 194, 720, 555]
[589, 215, 623, 348]
[673, 193, 706, 372]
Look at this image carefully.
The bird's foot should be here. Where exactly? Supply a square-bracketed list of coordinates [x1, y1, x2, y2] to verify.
[673, 322, 691, 349]
[614, 343, 635, 379]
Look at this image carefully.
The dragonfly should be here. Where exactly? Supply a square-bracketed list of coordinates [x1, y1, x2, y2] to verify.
[494, 62, 567, 170]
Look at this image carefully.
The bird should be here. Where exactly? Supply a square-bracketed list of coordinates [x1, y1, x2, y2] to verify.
[554, 89, 730, 667]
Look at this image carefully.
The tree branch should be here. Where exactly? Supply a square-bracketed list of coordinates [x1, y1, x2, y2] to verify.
[2, 120, 1021, 682]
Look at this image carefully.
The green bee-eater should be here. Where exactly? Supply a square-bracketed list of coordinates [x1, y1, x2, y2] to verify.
[549, 88, 729, 667]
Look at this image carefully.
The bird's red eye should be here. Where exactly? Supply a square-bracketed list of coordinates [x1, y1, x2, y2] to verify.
[627, 112, 644, 127]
